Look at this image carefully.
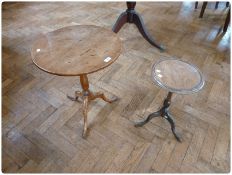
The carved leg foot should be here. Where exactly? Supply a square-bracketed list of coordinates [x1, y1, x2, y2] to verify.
[135, 110, 161, 127]
[163, 113, 181, 142]
[91, 92, 118, 103]
[133, 12, 165, 51]
[67, 91, 82, 101]
[82, 96, 89, 138]
[112, 11, 128, 33]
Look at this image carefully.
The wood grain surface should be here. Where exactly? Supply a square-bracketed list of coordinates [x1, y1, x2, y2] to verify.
[31, 25, 122, 76]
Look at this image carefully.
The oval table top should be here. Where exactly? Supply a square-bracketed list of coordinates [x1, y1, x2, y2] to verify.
[152, 58, 205, 94]
[31, 25, 122, 76]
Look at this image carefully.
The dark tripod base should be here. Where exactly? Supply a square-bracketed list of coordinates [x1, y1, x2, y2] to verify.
[135, 92, 181, 142]
[112, 1, 165, 51]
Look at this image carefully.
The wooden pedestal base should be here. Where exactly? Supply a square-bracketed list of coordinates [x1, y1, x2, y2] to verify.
[112, 1, 165, 51]
[67, 74, 117, 138]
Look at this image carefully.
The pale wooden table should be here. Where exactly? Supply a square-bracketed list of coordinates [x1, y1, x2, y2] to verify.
[31, 25, 122, 138]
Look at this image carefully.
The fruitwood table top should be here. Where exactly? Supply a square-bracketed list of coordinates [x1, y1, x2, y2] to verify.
[31, 25, 122, 76]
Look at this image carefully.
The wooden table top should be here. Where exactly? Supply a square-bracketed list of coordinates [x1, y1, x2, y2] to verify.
[31, 25, 122, 76]
[152, 58, 205, 94]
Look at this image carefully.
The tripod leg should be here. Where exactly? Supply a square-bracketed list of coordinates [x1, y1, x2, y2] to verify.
[112, 12, 128, 33]
[133, 12, 165, 51]
[195, 2, 198, 9]
[90, 92, 118, 103]
[135, 111, 160, 127]
[67, 91, 82, 101]
[82, 96, 89, 138]
[215, 2, 219, 9]
[164, 113, 181, 142]
[199, 2, 207, 18]
[223, 7, 230, 33]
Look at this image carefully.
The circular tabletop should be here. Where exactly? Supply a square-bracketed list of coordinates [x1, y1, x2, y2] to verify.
[31, 25, 122, 76]
[152, 58, 204, 94]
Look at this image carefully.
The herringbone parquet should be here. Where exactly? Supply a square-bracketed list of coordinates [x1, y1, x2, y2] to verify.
[2, 2, 230, 173]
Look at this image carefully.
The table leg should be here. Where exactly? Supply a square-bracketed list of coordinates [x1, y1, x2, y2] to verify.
[215, 2, 219, 9]
[112, 1, 165, 51]
[134, 110, 161, 127]
[89, 92, 118, 103]
[67, 91, 82, 101]
[133, 12, 165, 51]
[82, 95, 89, 138]
[223, 7, 230, 33]
[199, 2, 207, 18]
[67, 74, 118, 138]
[112, 11, 128, 33]
[163, 113, 181, 142]
[195, 2, 198, 9]
[135, 92, 181, 142]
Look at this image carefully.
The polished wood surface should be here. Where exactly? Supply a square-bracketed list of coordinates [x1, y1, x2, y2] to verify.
[31, 25, 122, 76]
[2, 2, 230, 173]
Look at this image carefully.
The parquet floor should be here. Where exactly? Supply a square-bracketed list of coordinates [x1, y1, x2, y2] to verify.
[2, 2, 230, 173]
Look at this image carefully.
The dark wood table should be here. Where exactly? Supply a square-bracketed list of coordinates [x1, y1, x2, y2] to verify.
[135, 58, 205, 142]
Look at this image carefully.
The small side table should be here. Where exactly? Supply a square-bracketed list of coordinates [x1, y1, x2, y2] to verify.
[135, 58, 205, 142]
[31, 25, 122, 138]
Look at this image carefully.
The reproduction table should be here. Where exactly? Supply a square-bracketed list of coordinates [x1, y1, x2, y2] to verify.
[135, 58, 205, 142]
[31, 25, 122, 138]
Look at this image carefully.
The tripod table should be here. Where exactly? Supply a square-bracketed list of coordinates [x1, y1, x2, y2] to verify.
[135, 58, 205, 142]
[31, 25, 122, 138]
